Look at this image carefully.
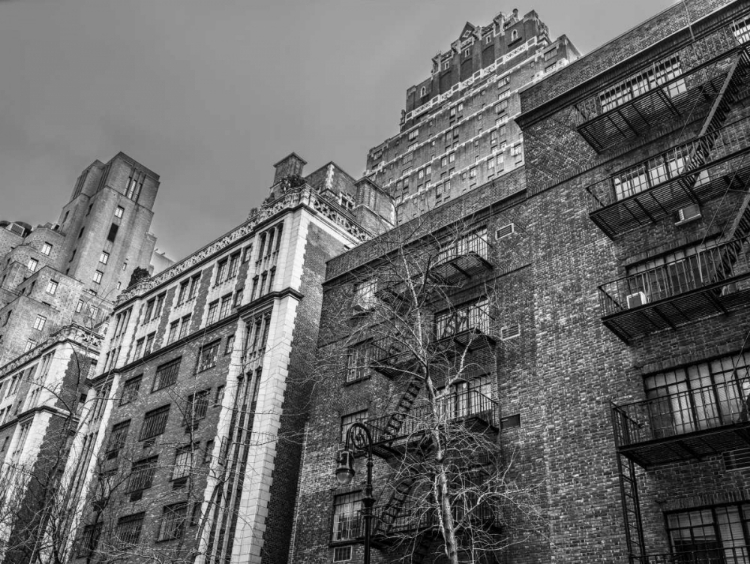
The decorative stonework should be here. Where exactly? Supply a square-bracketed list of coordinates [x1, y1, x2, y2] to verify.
[117, 185, 370, 305]
[0, 324, 102, 378]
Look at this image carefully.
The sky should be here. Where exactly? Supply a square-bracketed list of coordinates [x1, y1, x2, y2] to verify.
[0, 0, 676, 262]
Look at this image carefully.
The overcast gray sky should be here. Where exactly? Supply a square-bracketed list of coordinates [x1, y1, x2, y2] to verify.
[0, 0, 675, 261]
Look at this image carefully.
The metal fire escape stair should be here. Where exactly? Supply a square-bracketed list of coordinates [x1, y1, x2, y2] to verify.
[616, 452, 646, 564]
[677, 50, 750, 205]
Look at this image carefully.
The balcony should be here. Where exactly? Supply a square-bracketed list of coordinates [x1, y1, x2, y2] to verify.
[586, 117, 750, 238]
[612, 377, 750, 468]
[430, 231, 494, 285]
[364, 389, 500, 450]
[369, 338, 421, 379]
[435, 302, 495, 351]
[598, 235, 750, 342]
[575, 47, 744, 153]
[632, 546, 750, 563]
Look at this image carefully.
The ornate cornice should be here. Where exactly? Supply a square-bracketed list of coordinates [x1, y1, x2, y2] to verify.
[116, 185, 371, 306]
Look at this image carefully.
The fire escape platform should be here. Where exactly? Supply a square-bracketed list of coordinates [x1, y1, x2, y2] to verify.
[588, 139, 750, 239]
[576, 52, 737, 153]
[429, 252, 493, 285]
[617, 422, 750, 468]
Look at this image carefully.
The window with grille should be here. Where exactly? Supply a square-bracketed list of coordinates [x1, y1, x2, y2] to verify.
[127, 456, 158, 493]
[732, 16, 750, 44]
[139, 405, 170, 441]
[184, 391, 209, 425]
[346, 342, 372, 382]
[332, 492, 363, 542]
[120, 376, 142, 406]
[340, 410, 368, 443]
[333, 546, 353, 562]
[435, 298, 490, 339]
[437, 375, 493, 419]
[172, 445, 194, 480]
[153, 358, 181, 391]
[644, 351, 750, 439]
[76, 523, 102, 558]
[115, 512, 145, 547]
[666, 504, 750, 560]
[197, 341, 220, 372]
[107, 420, 130, 458]
[158, 503, 187, 541]
[599, 55, 686, 112]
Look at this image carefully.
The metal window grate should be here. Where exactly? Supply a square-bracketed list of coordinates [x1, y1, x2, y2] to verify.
[153, 358, 181, 391]
[139, 405, 170, 441]
[333, 547, 352, 562]
[496, 223, 515, 239]
[724, 448, 750, 471]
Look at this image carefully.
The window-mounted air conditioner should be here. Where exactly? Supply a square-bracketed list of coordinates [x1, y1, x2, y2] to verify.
[673, 204, 701, 225]
[626, 291, 648, 308]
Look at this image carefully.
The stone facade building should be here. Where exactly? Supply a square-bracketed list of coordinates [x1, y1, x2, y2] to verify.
[292, 2, 750, 564]
[0, 152, 163, 562]
[63, 156, 393, 564]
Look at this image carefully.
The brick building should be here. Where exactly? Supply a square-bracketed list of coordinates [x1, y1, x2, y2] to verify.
[292, 1, 750, 564]
[0, 152, 164, 562]
[62, 156, 393, 563]
[364, 9, 579, 222]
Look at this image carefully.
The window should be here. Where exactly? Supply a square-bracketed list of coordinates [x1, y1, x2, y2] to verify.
[224, 336, 235, 355]
[666, 503, 750, 560]
[207, 301, 219, 324]
[115, 513, 144, 547]
[600, 55, 686, 112]
[125, 169, 145, 201]
[437, 375, 493, 419]
[435, 298, 490, 340]
[511, 29, 519, 41]
[215, 385, 225, 406]
[245, 313, 272, 359]
[121, 376, 142, 406]
[197, 341, 220, 372]
[127, 456, 158, 493]
[167, 320, 179, 344]
[107, 223, 118, 242]
[27, 258, 38, 272]
[158, 503, 187, 541]
[346, 342, 372, 382]
[133, 338, 145, 361]
[76, 300, 84, 313]
[243, 245, 253, 263]
[469, 167, 477, 179]
[78, 227, 85, 239]
[99, 251, 109, 265]
[341, 410, 368, 443]
[25, 340, 36, 352]
[216, 259, 228, 285]
[408, 129, 419, 142]
[33, 315, 46, 331]
[185, 391, 210, 425]
[332, 492, 363, 542]
[177, 280, 189, 305]
[41, 242, 52, 256]
[153, 358, 181, 391]
[178, 314, 191, 339]
[449, 152, 456, 163]
[172, 445, 195, 480]
[219, 294, 232, 319]
[143, 299, 154, 322]
[495, 99, 509, 114]
[76, 523, 102, 558]
[643, 351, 750, 439]
[233, 289, 243, 308]
[107, 420, 130, 459]
[115, 205, 124, 218]
[203, 440, 214, 464]
[154, 293, 165, 319]
[139, 405, 170, 441]
[544, 46, 558, 61]
[352, 279, 377, 312]
[510, 143, 522, 157]
[93, 270, 103, 284]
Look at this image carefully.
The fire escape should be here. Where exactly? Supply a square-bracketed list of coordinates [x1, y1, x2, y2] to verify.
[577, 16, 750, 564]
[334, 230, 502, 561]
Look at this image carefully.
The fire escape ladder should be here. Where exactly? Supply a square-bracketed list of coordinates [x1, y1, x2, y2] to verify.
[382, 377, 424, 441]
[677, 52, 749, 203]
[616, 453, 646, 564]
[373, 475, 417, 537]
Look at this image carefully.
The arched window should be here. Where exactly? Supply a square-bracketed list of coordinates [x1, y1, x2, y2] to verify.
[511, 29, 519, 41]
[420, 86, 427, 97]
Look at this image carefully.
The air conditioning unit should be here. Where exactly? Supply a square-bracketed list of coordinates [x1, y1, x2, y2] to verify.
[626, 292, 648, 308]
[674, 204, 701, 225]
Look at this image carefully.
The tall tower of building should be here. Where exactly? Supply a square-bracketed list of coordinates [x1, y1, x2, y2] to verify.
[364, 9, 579, 222]
[0, 153, 160, 364]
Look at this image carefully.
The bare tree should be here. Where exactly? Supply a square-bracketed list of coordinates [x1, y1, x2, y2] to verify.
[319, 213, 546, 564]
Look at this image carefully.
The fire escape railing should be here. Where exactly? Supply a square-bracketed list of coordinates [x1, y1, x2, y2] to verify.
[612, 376, 750, 468]
[597, 235, 750, 341]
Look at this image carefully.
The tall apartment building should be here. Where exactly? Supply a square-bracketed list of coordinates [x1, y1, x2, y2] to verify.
[292, 1, 750, 564]
[61, 156, 393, 564]
[0, 152, 162, 562]
[364, 9, 579, 222]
